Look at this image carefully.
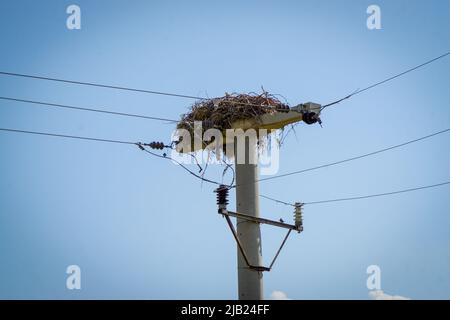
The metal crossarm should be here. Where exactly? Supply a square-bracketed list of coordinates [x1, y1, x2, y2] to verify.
[219, 208, 300, 272]
[221, 209, 301, 232]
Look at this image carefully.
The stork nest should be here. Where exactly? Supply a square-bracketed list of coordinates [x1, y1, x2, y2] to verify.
[175, 91, 289, 154]
[177, 91, 289, 134]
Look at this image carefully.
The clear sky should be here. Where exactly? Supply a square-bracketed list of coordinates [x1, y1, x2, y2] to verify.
[0, 0, 449, 299]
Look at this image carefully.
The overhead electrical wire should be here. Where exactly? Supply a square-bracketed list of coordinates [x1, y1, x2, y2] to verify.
[0, 71, 205, 100]
[1, 51, 448, 112]
[321, 51, 450, 110]
[0, 96, 178, 123]
[0, 71, 287, 110]
[0, 127, 137, 145]
[303, 181, 450, 205]
[1, 51, 449, 206]
[0, 127, 223, 186]
[1, 126, 449, 205]
[232, 127, 450, 188]
[260, 194, 294, 206]
[2, 51, 449, 190]
[256, 127, 450, 204]
[140, 148, 223, 186]
[260, 181, 450, 207]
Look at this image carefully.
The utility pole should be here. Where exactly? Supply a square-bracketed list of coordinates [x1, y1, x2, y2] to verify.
[235, 137, 263, 300]
[180, 101, 321, 301]
[230, 102, 321, 300]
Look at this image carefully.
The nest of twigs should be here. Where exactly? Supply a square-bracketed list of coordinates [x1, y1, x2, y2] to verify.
[177, 91, 289, 139]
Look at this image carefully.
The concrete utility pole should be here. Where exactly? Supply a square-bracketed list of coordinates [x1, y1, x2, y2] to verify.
[177, 101, 321, 301]
[235, 138, 263, 300]
[231, 102, 321, 300]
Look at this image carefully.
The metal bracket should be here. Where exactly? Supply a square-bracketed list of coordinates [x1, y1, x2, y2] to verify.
[219, 208, 299, 272]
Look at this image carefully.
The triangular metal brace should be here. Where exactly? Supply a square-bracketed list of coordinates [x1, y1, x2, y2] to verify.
[219, 209, 301, 272]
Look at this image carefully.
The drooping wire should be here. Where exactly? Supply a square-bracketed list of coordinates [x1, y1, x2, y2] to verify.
[321, 51, 450, 111]
[138, 145, 223, 186]
[221, 159, 235, 187]
[0, 96, 178, 122]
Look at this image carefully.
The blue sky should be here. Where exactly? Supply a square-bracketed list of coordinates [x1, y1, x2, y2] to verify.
[0, 0, 449, 299]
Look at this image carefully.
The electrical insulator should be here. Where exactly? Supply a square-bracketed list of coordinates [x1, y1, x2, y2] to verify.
[294, 202, 303, 232]
[277, 104, 290, 113]
[215, 185, 229, 211]
[148, 141, 165, 150]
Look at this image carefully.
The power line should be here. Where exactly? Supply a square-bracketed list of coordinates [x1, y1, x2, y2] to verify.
[0, 71, 288, 110]
[232, 127, 450, 188]
[2, 127, 449, 207]
[0, 96, 178, 123]
[140, 147, 223, 186]
[1, 51, 448, 114]
[0, 127, 136, 145]
[0, 71, 205, 100]
[260, 181, 450, 207]
[260, 194, 294, 206]
[303, 181, 450, 205]
[321, 51, 450, 110]
[0, 127, 224, 186]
